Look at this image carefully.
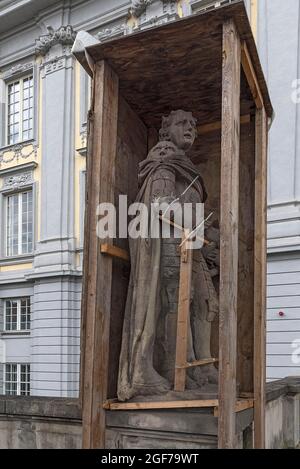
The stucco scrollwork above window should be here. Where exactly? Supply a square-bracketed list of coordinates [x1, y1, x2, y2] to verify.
[3, 171, 33, 190]
[2, 62, 34, 81]
[97, 24, 127, 42]
[0, 143, 38, 167]
[35, 25, 77, 56]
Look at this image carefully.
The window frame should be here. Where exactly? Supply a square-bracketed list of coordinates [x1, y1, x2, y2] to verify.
[0, 164, 37, 264]
[0, 62, 39, 151]
[5, 74, 34, 146]
[4, 297, 31, 333]
[3, 363, 30, 396]
[4, 188, 33, 258]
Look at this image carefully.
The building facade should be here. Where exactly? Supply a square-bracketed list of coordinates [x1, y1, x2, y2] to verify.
[256, 0, 300, 380]
[0, 0, 298, 398]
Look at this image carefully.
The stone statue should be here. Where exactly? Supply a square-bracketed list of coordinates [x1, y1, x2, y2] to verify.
[117, 110, 219, 402]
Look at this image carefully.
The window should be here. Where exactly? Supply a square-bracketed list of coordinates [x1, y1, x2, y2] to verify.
[6, 189, 33, 256]
[4, 298, 31, 332]
[4, 363, 30, 396]
[7, 75, 34, 145]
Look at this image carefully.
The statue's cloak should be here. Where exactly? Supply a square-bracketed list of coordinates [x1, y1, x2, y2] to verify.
[117, 155, 218, 401]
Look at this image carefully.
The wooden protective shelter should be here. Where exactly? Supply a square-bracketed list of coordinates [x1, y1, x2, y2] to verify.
[76, 0, 273, 450]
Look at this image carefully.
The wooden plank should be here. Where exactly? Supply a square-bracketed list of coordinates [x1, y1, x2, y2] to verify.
[81, 60, 119, 449]
[160, 216, 209, 246]
[100, 244, 129, 262]
[218, 18, 241, 450]
[79, 84, 96, 410]
[239, 392, 254, 399]
[214, 399, 254, 417]
[105, 399, 219, 411]
[236, 118, 255, 394]
[174, 230, 193, 392]
[241, 42, 263, 110]
[235, 399, 254, 413]
[176, 358, 219, 369]
[104, 398, 253, 413]
[198, 114, 250, 135]
[253, 107, 268, 449]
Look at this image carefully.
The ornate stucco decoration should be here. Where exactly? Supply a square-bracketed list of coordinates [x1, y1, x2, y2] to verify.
[129, 1, 178, 32]
[97, 23, 127, 42]
[0, 143, 38, 167]
[97, 1, 179, 42]
[3, 171, 34, 190]
[130, 0, 155, 17]
[35, 25, 77, 56]
[76, 126, 88, 157]
[2, 62, 34, 80]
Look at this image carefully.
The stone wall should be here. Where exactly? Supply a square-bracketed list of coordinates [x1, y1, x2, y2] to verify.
[0, 379, 299, 449]
[266, 377, 300, 449]
[0, 396, 81, 449]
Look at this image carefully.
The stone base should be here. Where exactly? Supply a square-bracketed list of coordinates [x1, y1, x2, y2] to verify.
[106, 408, 218, 449]
[106, 386, 255, 449]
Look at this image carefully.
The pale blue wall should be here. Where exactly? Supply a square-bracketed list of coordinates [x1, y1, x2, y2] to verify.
[257, 0, 300, 380]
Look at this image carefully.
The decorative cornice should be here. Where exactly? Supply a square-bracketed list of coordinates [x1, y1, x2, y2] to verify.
[3, 171, 34, 190]
[40, 55, 68, 76]
[0, 161, 38, 176]
[35, 25, 77, 56]
[2, 62, 34, 80]
[97, 23, 127, 42]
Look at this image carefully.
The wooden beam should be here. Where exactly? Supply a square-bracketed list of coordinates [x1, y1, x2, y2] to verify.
[160, 216, 209, 246]
[81, 60, 119, 449]
[239, 392, 254, 399]
[241, 42, 263, 110]
[174, 230, 193, 392]
[236, 118, 256, 395]
[218, 18, 241, 450]
[100, 244, 129, 262]
[214, 399, 254, 418]
[198, 114, 251, 135]
[253, 107, 268, 449]
[103, 398, 253, 413]
[176, 358, 219, 369]
[105, 399, 219, 411]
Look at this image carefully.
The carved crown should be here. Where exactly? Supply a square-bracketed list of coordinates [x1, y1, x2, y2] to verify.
[35, 25, 77, 56]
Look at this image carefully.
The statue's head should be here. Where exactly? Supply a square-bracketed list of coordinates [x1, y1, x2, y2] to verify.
[148, 140, 178, 160]
[159, 110, 197, 151]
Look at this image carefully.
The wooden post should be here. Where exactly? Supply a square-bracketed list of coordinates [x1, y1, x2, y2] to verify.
[254, 107, 268, 449]
[81, 60, 119, 449]
[218, 18, 241, 449]
[174, 230, 193, 392]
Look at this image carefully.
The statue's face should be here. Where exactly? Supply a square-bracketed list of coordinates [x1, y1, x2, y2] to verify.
[150, 141, 178, 159]
[167, 112, 197, 151]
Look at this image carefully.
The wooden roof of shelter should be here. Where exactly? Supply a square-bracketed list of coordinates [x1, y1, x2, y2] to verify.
[83, 0, 273, 130]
